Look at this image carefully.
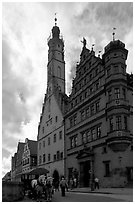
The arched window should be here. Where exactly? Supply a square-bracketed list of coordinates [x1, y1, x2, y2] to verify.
[58, 66, 61, 78]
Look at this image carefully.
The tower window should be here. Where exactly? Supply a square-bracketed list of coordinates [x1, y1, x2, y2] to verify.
[109, 117, 113, 131]
[124, 116, 128, 130]
[115, 88, 120, 99]
[58, 66, 61, 78]
[43, 154, 46, 163]
[116, 116, 122, 130]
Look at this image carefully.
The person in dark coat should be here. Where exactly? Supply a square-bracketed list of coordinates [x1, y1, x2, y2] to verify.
[59, 177, 67, 197]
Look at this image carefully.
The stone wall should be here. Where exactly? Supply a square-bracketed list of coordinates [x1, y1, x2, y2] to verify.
[2, 181, 25, 202]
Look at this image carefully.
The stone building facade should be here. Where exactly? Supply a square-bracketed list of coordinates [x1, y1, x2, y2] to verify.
[64, 39, 133, 188]
[37, 20, 67, 182]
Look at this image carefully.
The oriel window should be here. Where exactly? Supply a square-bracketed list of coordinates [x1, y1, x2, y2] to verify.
[115, 88, 120, 99]
[116, 116, 122, 130]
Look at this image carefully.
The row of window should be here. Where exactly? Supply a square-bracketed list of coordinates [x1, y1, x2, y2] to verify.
[106, 64, 125, 76]
[39, 151, 63, 164]
[39, 131, 63, 149]
[70, 100, 100, 128]
[108, 87, 126, 101]
[77, 63, 102, 81]
[72, 79, 100, 101]
[70, 124, 102, 148]
[22, 157, 37, 166]
[42, 115, 58, 132]
[69, 115, 128, 149]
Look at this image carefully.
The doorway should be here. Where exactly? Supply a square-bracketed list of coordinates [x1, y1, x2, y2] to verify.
[80, 161, 90, 187]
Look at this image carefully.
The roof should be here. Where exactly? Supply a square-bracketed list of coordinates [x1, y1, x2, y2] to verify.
[28, 139, 37, 155]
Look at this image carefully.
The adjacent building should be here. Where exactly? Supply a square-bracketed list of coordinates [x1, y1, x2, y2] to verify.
[37, 18, 67, 182]
[22, 138, 37, 174]
[11, 139, 37, 181]
[64, 38, 133, 187]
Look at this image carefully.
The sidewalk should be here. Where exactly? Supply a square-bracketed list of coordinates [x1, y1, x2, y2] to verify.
[69, 187, 133, 195]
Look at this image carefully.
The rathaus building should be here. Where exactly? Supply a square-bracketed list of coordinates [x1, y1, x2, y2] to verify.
[37, 19, 133, 188]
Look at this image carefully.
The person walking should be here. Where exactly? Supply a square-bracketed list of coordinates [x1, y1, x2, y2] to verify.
[94, 177, 99, 189]
[59, 177, 67, 197]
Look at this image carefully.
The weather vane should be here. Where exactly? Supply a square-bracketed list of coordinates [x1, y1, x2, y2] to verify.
[81, 37, 86, 47]
[112, 27, 116, 41]
[55, 13, 57, 26]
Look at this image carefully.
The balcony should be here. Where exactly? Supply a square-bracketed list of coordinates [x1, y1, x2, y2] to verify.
[106, 130, 132, 152]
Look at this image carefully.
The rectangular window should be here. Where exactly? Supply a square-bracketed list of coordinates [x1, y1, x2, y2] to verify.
[124, 116, 128, 130]
[96, 82, 99, 90]
[115, 88, 120, 99]
[70, 135, 77, 148]
[110, 117, 113, 131]
[91, 128, 96, 140]
[54, 154, 56, 161]
[54, 134, 56, 143]
[90, 87, 93, 94]
[39, 156, 42, 164]
[123, 88, 126, 99]
[87, 130, 91, 142]
[48, 137, 50, 145]
[103, 161, 110, 177]
[60, 152, 63, 159]
[70, 118, 73, 128]
[43, 154, 46, 163]
[42, 126, 44, 134]
[107, 68, 111, 76]
[91, 104, 94, 115]
[82, 132, 87, 144]
[81, 110, 85, 121]
[43, 140, 45, 148]
[59, 131, 62, 139]
[108, 90, 112, 101]
[86, 107, 90, 118]
[96, 101, 100, 112]
[48, 154, 50, 161]
[116, 116, 122, 130]
[90, 74, 92, 80]
[97, 126, 101, 138]
[74, 115, 77, 125]
[57, 151, 60, 160]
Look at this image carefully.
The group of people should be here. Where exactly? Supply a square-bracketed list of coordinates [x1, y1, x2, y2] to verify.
[28, 174, 100, 201]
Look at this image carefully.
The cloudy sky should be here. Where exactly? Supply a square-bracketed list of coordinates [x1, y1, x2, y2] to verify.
[2, 2, 133, 177]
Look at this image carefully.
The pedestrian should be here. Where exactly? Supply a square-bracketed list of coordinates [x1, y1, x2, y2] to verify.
[73, 177, 77, 188]
[60, 177, 67, 197]
[94, 177, 99, 189]
[69, 178, 73, 190]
